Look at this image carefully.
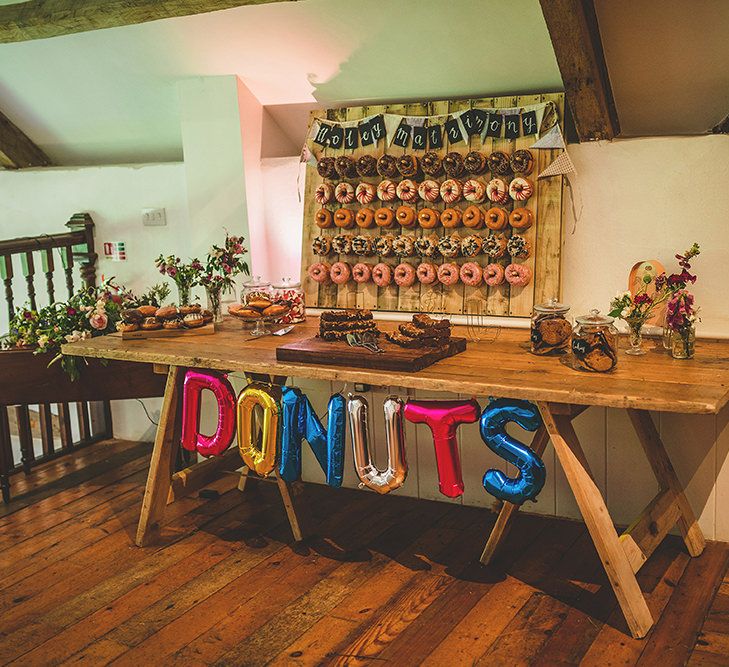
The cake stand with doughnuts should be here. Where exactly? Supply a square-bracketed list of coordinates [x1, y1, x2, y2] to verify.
[228, 299, 291, 337]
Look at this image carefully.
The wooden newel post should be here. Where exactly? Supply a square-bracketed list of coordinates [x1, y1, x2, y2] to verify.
[66, 212, 97, 289]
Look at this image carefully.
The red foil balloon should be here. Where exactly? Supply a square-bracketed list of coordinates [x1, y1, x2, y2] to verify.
[180, 370, 236, 457]
[404, 398, 481, 498]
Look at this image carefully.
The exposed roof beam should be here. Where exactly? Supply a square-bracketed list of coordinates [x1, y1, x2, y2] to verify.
[0, 109, 51, 169]
[0, 0, 296, 43]
[540, 0, 619, 141]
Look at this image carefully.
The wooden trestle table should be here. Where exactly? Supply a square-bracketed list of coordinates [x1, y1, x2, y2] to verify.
[63, 318, 729, 639]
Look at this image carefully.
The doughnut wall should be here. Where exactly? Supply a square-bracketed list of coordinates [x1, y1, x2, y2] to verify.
[301, 94, 565, 318]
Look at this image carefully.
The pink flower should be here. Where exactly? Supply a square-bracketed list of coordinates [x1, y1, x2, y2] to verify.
[66, 307, 77, 316]
[167, 266, 177, 277]
[89, 312, 108, 330]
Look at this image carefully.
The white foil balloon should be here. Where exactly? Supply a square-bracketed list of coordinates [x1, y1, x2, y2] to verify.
[348, 394, 408, 494]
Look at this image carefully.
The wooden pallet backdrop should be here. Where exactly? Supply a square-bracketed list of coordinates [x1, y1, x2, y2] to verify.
[301, 93, 565, 318]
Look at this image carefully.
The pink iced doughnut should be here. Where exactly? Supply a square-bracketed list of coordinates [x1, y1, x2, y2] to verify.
[486, 178, 510, 204]
[315, 183, 333, 205]
[377, 179, 397, 202]
[440, 179, 463, 205]
[509, 177, 534, 202]
[505, 263, 532, 287]
[463, 179, 486, 203]
[334, 182, 355, 205]
[355, 182, 376, 206]
[372, 263, 393, 287]
[330, 261, 351, 285]
[308, 262, 331, 284]
[416, 262, 438, 285]
[394, 263, 416, 287]
[418, 179, 441, 203]
[437, 263, 460, 286]
[459, 262, 483, 287]
[352, 262, 372, 283]
[396, 179, 419, 203]
[484, 263, 505, 287]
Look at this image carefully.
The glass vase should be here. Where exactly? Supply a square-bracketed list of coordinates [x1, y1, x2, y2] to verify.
[205, 286, 223, 323]
[661, 314, 672, 350]
[176, 283, 192, 307]
[625, 320, 646, 356]
[671, 325, 695, 359]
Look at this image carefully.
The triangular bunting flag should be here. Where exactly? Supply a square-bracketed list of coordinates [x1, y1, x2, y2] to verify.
[530, 124, 565, 149]
[538, 150, 576, 178]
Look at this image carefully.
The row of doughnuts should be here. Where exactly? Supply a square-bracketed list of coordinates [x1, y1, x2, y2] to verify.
[308, 261, 532, 288]
[316, 150, 534, 180]
[316, 177, 534, 207]
[316, 205, 533, 231]
[312, 232, 529, 260]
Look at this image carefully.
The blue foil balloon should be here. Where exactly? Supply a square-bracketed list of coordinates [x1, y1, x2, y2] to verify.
[479, 398, 546, 504]
[279, 387, 346, 487]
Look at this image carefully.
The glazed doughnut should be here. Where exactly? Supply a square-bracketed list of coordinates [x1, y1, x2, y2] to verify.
[393, 235, 415, 257]
[506, 234, 531, 259]
[315, 183, 333, 205]
[443, 152, 465, 178]
[509, 177, 534, 202]
[437, 263, 460, 286]
[438, 234, 461, 258]
[486, 178, 510, 204]
[334, 208, 355, 228]
[334, 182, 355, 205]
[374, 235, 395, 257]
[416, 262, 438, 284]
[510, 149, 534, 175]
[421, 151, 443, 176]
[331, 235, 352, 255]
[330, 261, 351, 285]
[356, 154, 377, 177]
[418, 208, 440, 229]
[335, 156, 356, 179]
[394, 263, 417, 287]
[355, 182, 376, 205]
[460, 262, 483, 287]
[352, 235, 373, 256]
[418, 179, 441, 203]
[372, 263, 393, 287]
[352, 262, 372, 283]
[317, 157, 336, 179]
[376, 179, 397, 202]
[463, 179, 486, 203]
[484, 233, 507, 259]
[488, 151, 512, 176]
[460, 235, 483, 258]
[484, 263, 505, 287]
[462, 205, 484, 229]
[396, 205, 417, 228]
[355, 207, 375, 228]
[312, 236, 331, 256]
[509, 207, 533, 231]
[397, 155, 419, 177]
[308, 262, 331, 284]
[374, 207, 395, 228]
[485, 207, 509, 230]
[315, 208, 333, 229]
[414, 233, 440, 258]
[440, 207, 462, 229]
[464, 150, 487, 175]
[440, 179, 463, 204]
[505, 263, 532, 287]
[377, 154, 399, 178]
[396, 179, 419, 203]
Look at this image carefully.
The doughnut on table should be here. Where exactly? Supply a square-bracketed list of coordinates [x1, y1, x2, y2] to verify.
[62, 318, 729, 639]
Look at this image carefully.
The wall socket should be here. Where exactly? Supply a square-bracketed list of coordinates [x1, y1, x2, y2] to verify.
[142, 208, 167, 226]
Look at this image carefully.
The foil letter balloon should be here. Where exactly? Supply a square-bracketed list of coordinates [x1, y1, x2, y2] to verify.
[480, 398, 546, 504]
[404, 398, 480, 498]
[348, 394, 407, 494]
[236, 382, 282, 476]
[180, 370, 236, 457]
[278, 387, 346, 487]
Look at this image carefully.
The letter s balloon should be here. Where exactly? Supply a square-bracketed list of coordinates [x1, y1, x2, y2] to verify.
[479, 398, 546, 504]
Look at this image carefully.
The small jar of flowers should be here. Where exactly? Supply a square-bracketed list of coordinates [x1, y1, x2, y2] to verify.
[154, 255, 203, 307]
[199, 233, 249, 323]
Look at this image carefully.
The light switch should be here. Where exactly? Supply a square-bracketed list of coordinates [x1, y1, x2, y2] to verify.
[142, 208, 167, 226]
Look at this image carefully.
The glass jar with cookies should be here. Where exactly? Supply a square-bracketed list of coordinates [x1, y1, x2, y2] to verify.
[571, 309, 619, 372]
[530, 298, 571, 355]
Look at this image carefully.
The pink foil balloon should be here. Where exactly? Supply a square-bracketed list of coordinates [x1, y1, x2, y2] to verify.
[180, 370, 237, 457]
[404, 398, 481, 498]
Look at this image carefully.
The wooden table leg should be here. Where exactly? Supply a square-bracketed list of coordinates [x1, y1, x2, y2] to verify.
[480, 425, 550, 565]
[135, 366, 183, 547]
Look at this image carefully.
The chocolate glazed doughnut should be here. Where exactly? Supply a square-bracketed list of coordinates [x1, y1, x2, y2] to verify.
[377, 154, 399, 178]
[443, 152, 465, 178]
[421, 151, 443, 176]
[356, 154, 377, 177]
[335, 156, 357, 179]
[317, 157, 336, 179]
[397, 155, 419, 178]
[464, 150, 487, 175]
[510, 149, 534, 175]
[488, 151, 512, 176]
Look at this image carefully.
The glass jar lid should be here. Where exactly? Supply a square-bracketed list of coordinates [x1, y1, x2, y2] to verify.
[575, 308, 614, 325]
[534, 297, 570, 314]
[242, 275, 271, 290]
[273, 277, 301, 289]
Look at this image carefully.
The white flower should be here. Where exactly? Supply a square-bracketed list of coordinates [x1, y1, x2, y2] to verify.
[65, 331, 82, 343]
[37, 335, 49, 348]
[622, 290, 631, 298]
[621, 308, 630, 318]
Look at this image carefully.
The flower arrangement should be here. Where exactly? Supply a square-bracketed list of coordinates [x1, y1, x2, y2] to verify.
[154, 255, 203, 306]
[199, 233, 249, 321]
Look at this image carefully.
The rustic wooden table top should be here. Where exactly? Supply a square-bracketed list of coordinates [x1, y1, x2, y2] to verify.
[61, 318, 729, 415]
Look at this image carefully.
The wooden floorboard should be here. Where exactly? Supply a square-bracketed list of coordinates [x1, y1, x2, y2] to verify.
[0, 438, 727, 666]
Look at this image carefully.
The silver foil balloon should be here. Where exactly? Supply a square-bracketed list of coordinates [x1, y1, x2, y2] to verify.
[348, 394, 408, 494]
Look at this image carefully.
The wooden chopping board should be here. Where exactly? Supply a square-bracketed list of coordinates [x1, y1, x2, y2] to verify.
[276, 336, 467, 372]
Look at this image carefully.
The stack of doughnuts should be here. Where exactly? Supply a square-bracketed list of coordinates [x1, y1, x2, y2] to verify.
[228, 296, 290, 321]
[117, 304, 211, 333]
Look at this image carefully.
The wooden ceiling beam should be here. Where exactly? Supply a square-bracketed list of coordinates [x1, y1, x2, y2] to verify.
[540, 0, 620, 141]
[0, 0, 296, 44]
[0, 109, 51, 169]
